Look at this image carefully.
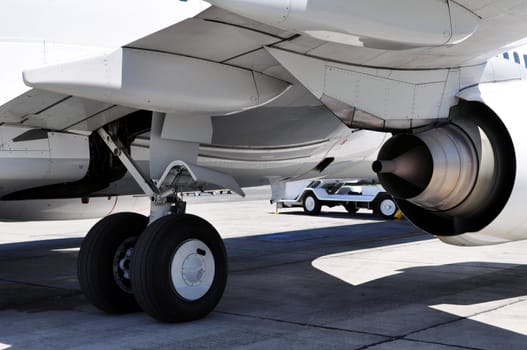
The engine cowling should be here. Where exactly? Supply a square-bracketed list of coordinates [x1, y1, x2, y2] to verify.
[374, 80, 527, 246]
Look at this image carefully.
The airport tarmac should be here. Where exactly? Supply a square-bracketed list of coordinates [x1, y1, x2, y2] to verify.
[1, 187, 527, 349]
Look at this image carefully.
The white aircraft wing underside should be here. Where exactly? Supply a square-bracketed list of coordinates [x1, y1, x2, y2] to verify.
[126, 5, 527, 71]
[7, 7, 295, 132]
[0, 89, 137, 132]
[11, 3, 527, 132]
[196, 3, 527, 69]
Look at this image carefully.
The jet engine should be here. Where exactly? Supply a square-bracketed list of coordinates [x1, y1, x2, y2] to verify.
[373, 81, 527, 246]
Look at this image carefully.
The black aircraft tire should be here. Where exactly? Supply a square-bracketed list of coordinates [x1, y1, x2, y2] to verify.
[78, 212, 148, 314]
[131, 214, 227, 323]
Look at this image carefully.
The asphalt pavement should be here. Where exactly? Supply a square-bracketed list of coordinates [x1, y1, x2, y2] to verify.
[1, 187, 527, 349]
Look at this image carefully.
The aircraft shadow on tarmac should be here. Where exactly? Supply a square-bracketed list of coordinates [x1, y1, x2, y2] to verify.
[1, 221, 526, 349]
[221, 222, 527, 348]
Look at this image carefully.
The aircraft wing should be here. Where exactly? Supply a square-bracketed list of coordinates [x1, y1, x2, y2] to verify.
[201, 0, 527, 69]
[10, 2, 527, 132]
[12, 7, 299, 132]
[0, 7, 296, 132]
[0, 89, 137, 132]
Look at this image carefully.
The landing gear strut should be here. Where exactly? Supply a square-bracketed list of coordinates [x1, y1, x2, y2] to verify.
[77, 126, 235, 322]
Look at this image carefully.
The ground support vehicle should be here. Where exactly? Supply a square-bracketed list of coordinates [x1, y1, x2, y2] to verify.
[275, 180, 399, 219]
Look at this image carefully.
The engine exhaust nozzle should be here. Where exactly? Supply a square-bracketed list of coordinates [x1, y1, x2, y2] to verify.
[374, 125, 478, 211]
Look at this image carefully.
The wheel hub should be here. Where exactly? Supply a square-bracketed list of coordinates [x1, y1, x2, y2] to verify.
[170, 239, 215, 301]
[181, 254, 206, 286]
[112, 237, 137, 294]
[305, 196, 316, 211]
[380, 199, 396, 216]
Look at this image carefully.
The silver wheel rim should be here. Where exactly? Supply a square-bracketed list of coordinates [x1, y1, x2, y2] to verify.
[380, 199, 397, 216]
[305, 196, 316, 212]
[170, 239, 215, 301]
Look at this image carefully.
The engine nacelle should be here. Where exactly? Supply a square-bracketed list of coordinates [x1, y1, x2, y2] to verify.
[374, 80, 527, 246]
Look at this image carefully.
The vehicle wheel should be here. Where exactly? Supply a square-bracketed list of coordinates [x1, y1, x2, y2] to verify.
[78, 212, 148, 313]
[131, 214, 227, 322]
[375, 195, 398, 219]
[303, 193, 321, 215]
[344, 203, 358, 214]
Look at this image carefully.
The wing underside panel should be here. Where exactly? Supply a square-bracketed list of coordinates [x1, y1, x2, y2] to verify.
[0, 89, 136, 132]
[8, 4, 527, 133]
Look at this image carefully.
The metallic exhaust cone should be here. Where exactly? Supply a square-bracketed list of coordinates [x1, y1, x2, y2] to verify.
[374, 125, 478, 211]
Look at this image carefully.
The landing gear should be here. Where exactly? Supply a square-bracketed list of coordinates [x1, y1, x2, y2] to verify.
[77, 212, 148, 313]
[131, 214, 227, 322]
[78, 125, 235, 322]
[78, 212, 227, 322]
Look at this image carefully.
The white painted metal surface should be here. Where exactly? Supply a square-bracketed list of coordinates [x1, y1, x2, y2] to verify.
[309, 184, 383, 203]
[1, 0, 526, 136]
[127, 17, 283, 62]
[439, 80, 527, 246]
[0, 196, 150, 221]
[162, 114, 213, 144]
[207, 0, 479, 47]
[276, 179, 385, 208]
[267, 47, 455, 123]
[170, 239, 215, 301]
[157, 160, 245, 197]
[0, 89, 137, 132]
[0, 126, 89, 196]
[268, 48, 527, 129]
[23, 48, 291, 115]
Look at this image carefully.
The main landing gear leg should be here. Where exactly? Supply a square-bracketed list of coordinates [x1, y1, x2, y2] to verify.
[77, 127, 229, 322]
